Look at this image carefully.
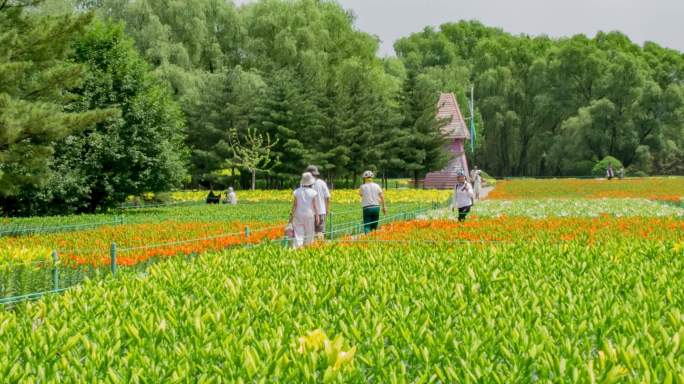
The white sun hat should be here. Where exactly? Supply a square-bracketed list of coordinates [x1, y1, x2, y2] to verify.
[300, 172, 316, 186]
[362, 170, 374, 178]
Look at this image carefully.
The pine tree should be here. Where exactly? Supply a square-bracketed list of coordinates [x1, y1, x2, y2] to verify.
[398, 72, 449, 186]
[251, 70, 309, 185]
[0, 2, 111, 215]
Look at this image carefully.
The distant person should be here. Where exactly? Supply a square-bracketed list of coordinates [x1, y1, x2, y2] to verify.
[452, 171, 474, 222]
[225, 187, 237, 205]
[359, 171, 387, 234]
[606, 164, 615, 180]
[306, 165, 330, 241]
[206, 190, 220, 204]
[471, 166, 482, 200]
[289, 172, 320, 248]
[618, 167, 625, 180]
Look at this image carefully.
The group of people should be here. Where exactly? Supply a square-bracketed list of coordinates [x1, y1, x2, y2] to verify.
[210, 165, 483, 249]
[288, 166, 386, 248]
[206, 187, 237, 205]
[606, 164, 625, 180]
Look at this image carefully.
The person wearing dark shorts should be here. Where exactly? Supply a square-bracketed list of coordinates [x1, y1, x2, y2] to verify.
[359, 171, 387, 233]
[457, 205, 471, 221]
[452, 171, 474, 222]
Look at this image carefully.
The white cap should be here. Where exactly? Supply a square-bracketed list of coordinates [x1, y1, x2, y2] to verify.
[362, 170, 374, 178]
[300, 172, 316, 186]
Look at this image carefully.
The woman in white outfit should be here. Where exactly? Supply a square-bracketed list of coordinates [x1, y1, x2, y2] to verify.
[226, 187, 237, 205]
[289, 172, 320, 248]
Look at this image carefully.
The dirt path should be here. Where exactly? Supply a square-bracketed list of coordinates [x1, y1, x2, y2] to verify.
[477, 186, 494, 200]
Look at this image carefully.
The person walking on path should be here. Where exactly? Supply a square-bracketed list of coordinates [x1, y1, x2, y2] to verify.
[470, 166, 482, 200]
[606, 164, 615, 180]
[618, 167, 625, 180]
[452, 171, 475, 222]
[225, 187, 237, 205]
[289, 172, 320, 248]
[306, 165, 330, 241]
[359, 171, 387, 234]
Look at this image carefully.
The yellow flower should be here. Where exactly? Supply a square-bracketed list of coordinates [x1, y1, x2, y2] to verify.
[297, 329, 327, 353]
[333, 346, 356, 371]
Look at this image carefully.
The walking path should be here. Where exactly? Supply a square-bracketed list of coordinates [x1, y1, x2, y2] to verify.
[478, 186, 494, 200]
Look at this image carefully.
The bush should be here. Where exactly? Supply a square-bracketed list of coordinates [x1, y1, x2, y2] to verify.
[591, 156, 623, 177]
[479, 171, 497, 186]
[626, 169, 648, 177]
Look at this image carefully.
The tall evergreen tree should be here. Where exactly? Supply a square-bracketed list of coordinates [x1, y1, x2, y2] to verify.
[46, 20, 187, 213]
[397, 72, 449, 185]
[0, 1, 111, 215]
[251, 70, 307, 185]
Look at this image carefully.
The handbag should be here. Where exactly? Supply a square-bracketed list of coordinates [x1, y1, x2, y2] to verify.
[285, 222, 294, 238]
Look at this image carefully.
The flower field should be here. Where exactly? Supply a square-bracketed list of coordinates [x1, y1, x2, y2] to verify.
[0, 200, 433, 301]
[431, 198, 684, 218]
[0, 201, 431, 266]
[362, 217, 683, 244]
[1, 238, 682, 382]
[488, 177, 684, 201]
[170, 189, 452, 204]
[1, 180, 684, 381]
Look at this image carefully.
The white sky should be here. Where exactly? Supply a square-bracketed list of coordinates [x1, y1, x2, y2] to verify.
[235, 0, 684, 56]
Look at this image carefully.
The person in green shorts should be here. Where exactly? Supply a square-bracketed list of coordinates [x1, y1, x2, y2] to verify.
[359, 171, 387, 234]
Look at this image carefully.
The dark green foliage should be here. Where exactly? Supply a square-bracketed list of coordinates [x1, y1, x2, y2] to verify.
[396, 21, 684, 176]
[6, 1, 684, 217]
[0, 1, 113, 215]
[8, 19, 188, 215]
[397, 72, 449, 185]
[51, 20, 187, 213]
[87, 0, 423, 188]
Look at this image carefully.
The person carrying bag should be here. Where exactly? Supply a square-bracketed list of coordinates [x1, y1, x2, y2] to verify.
[288, 172, 320, 248]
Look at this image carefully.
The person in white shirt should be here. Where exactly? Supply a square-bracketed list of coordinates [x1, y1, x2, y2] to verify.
[306, 165, 330, 241]
[452, 171, 474, 222]
[289, 172, 320, 248]
[225, 187, 237, 205]
[359, 170, 386, 234]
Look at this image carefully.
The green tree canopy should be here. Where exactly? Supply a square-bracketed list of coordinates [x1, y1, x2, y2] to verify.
[0, 1, 113, 214]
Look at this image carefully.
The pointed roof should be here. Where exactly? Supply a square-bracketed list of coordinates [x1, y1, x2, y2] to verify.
[437, 93, 470, 139]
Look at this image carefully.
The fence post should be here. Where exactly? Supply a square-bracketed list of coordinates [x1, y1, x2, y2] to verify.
[282, 236, 289, 248]
[245, 226, 250, 239]
[110, 242, 117, 276]
[51, 250, 59, 291]
[328, 212, 334, 240]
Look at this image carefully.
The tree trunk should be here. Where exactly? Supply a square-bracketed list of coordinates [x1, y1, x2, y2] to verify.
[251, 169, 256, 190]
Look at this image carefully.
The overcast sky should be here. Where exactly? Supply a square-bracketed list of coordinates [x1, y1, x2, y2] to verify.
[236, 0, 684, 56]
